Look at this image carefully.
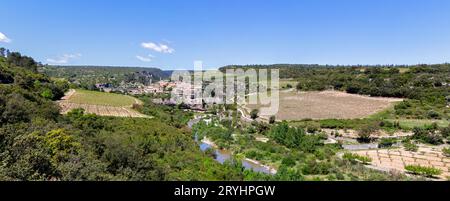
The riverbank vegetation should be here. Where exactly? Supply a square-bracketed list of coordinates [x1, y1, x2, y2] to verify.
[193, 115, 412, 181]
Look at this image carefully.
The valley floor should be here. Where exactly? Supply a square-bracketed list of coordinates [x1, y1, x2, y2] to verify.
[245, 90, 403, 120]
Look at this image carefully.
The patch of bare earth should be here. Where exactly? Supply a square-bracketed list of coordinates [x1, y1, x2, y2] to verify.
[247, 90, 403, 120]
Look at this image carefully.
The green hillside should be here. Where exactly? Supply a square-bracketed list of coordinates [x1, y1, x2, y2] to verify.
[0, 49, 244, 181]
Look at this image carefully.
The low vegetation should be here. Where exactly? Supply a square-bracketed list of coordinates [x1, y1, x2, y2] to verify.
[442, 148, 450, 157]
[403, 141, 419, 152]
[404, 165, 442, 178]
[342, 153, 372, 165]
[378, 138, 398, 148]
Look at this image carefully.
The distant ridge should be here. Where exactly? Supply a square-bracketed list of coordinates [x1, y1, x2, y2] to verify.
[42, 65, 172, 79]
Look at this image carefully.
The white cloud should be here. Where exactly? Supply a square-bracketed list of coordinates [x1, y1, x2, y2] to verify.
[136, 54, 154, 62]
[0, 32, 11, 43]
[141, 42, 174, 53]
[47, 53, 82, 64]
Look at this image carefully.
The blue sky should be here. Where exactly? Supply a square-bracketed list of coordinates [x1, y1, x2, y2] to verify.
[1, 0, 450, 70]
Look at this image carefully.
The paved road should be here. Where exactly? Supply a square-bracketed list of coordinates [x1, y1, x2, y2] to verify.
[342, 143, 379, 151]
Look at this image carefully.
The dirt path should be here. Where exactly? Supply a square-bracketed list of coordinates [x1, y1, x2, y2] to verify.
[237, 107, 253, 122]
[61, 89, 76, 100]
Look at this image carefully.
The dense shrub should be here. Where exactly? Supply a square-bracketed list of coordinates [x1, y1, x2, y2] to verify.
[440, 126, 450, 138]
[269, 116, 276, 124]
[250, 109, 259, 120]
[412, 127, 444, 145]
[281, 156, 296, 167]
[357, 124, 379, 143]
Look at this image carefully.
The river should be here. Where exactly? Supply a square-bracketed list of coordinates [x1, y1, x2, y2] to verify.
[189, 117, 277, 175]
[198, 139, 277, 174]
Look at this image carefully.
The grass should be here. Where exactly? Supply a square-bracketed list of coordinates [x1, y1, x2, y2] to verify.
[68, 89, 138, 106]
[385, 119, 449, 130]
[343, 152, 372, 164]
[404, 165, 442, 178]
[360, 102, 449, 130]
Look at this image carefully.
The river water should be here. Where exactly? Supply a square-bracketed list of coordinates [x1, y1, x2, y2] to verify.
[199, 140, 276, 174]
[189, 117, 276, 175]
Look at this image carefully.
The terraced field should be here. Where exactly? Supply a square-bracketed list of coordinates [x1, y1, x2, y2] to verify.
[353, 146, 450, 180]
[58, 89, 149, 118]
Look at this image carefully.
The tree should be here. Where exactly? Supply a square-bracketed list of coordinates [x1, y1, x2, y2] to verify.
[269, 116, 276, 124]
[281, 156, 296, 167]
[250, 109, 259, 120]
[41, 88, 54, 99]
[6, 51, 38, 72]
[357, 124, 378, 143]
[296, 82, 303, 91]
[0, 47, 5, 57]
[412, 127, 443, 145]
[427, 110, 440, 119]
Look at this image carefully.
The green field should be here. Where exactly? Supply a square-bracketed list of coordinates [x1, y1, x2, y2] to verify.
[386, 119, 450, 129]
[69, 89, 138, 106]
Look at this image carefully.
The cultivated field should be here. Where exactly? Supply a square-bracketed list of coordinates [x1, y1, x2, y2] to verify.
[246, 90, 403, 120]
[58, 89, 149, 118]
[353, 146, 450, 179]
[66, 89, 139, 106]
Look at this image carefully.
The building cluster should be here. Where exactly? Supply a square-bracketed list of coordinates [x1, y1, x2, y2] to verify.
[94, 80, 208, 110]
